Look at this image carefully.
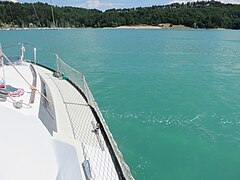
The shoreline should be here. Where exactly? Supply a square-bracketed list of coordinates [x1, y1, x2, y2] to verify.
[0, 26, 231, 31]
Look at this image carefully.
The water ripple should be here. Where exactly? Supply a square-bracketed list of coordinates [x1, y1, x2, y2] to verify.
[103, 111, 240, 143]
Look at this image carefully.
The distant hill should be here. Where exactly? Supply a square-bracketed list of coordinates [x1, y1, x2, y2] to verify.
[0, 0, 240, 29]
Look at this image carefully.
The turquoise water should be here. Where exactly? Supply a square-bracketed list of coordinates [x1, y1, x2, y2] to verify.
[1, 29, 240, 179]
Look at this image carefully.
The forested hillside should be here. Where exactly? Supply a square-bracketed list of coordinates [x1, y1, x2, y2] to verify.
[0, 0, 240, 29]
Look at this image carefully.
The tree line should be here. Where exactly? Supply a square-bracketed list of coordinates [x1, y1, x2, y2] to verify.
[0, 0, 239, 29]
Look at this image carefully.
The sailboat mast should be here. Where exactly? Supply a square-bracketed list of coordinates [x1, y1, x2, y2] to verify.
[49, 0, 56, 28]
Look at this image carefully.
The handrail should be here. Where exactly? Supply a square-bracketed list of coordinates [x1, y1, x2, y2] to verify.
[29, 64, 37, 104]
[57, 57, 134, 180]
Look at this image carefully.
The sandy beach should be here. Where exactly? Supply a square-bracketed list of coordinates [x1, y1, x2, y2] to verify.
[116, 25, 163, 29]
[115, 24, 191, 29]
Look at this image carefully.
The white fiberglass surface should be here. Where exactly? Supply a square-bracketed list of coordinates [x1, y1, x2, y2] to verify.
[0, 106, 83, 180]
[0, 106, 59, 180]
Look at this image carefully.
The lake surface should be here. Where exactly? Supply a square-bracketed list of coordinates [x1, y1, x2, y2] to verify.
[1, 28, 240, 180]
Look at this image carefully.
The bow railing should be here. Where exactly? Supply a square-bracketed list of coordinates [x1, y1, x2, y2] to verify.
[56, 54, 134, 180]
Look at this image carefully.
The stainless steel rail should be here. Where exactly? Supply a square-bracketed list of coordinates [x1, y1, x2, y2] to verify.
[29, 64, 37, 104]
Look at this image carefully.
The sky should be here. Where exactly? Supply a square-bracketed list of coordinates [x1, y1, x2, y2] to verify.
[2, 0, 240, 10]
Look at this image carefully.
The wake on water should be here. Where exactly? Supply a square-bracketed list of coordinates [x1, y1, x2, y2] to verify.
[103, 110, 240, 143]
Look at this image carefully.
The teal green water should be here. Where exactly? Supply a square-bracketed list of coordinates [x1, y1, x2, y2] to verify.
[1, 29, 240, 179]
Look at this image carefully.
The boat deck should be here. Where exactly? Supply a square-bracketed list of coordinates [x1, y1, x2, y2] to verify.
[0, 63, 82, 180]
[0, 64, 41, 115]
[35, 65, 119, 180]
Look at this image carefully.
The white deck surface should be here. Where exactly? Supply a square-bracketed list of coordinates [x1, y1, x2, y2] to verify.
[0, 62, 120, 180]
[0, 106, 59, 180]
